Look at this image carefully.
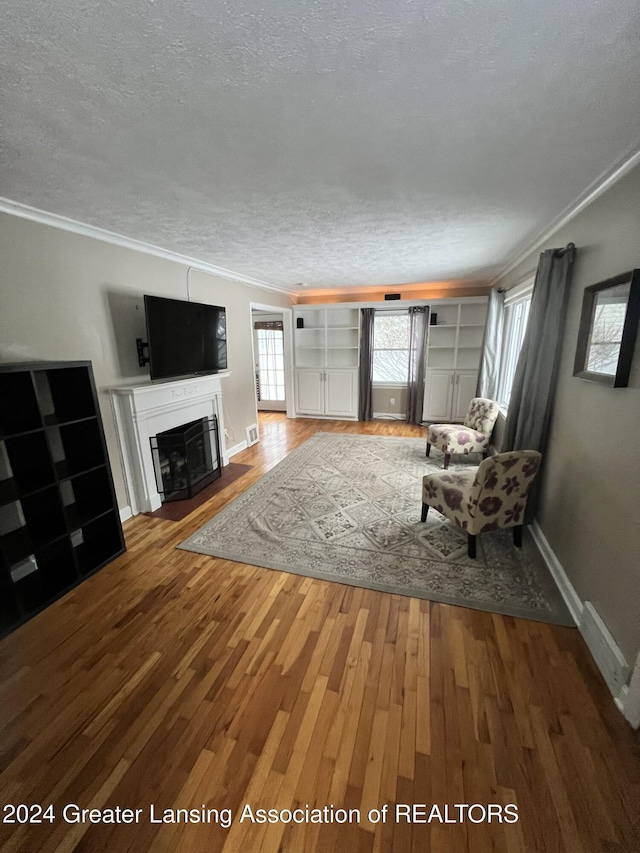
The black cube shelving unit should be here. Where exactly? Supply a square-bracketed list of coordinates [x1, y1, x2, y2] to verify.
[0, 361, 126, 638]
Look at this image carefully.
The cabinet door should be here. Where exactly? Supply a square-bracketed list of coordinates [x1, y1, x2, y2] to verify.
[324, 370, 357, 418]
[422, 370, 454, 421]
[452, 371, 478, 420]
[294, 370, 325, 415]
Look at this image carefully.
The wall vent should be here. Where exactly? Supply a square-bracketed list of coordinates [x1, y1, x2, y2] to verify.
[246, 424, 259, 446]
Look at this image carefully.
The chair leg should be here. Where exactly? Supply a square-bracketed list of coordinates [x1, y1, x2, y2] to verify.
[443, 453, 450, 469]
[421, 503, 429, 522]
[513, 525, 523, 548]
[426, 442, 431, 458]
[467, 534, 476, 559]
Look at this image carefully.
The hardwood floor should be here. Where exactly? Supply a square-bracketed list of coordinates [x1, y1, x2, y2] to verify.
[1, 413, 638, 852]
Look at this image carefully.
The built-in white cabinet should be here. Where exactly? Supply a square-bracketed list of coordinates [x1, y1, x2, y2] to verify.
[294, 307, 360, 419]
[422, 299, 487, 422]
[294, 368, 358, 418]
[423, 369, 479, 422]
[292, 300, 486, 423]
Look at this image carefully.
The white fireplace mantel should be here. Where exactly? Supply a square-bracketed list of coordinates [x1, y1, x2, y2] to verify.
[110, 373, 230, 515]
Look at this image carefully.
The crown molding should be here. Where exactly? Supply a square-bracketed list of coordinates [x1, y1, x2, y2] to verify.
[0, 197, 292, 295]
[490, 140, 640, 286]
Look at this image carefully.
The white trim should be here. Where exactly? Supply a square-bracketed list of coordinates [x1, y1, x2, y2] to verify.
[119, 506, 133, 523]
[503, 275, 535, 306]
[372, 382, 407, 389]
[530, 521, 634, 713]
[491, 141, 640, 285]
[530, 521, 583, 624]
[580, 602, 630, 697]
[226, 440, 248, 458]
[0, 197, 291, 295]
[615, 654, 640, 729]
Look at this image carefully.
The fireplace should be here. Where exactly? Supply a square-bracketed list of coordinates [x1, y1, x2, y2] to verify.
[150, 416, 221, 502]
[110, 372, 230, 516]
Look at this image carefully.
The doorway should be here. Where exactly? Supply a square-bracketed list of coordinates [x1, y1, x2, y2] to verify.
[252, 309, 287, 412]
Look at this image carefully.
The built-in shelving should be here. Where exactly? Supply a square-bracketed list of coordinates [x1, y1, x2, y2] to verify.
[0, 361, 125, 637]
[294, 308, 360, 369]
[423, 299, 488, 421]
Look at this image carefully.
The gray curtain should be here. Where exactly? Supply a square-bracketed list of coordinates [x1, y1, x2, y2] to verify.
[358, 308, 375, 420]
[406, 306, 429, 424]
[503, 244, 576, 518]
[476, 288, 505, 399]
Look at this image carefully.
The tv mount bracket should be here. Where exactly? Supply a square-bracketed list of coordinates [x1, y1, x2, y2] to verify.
[136, 338, 150, 367]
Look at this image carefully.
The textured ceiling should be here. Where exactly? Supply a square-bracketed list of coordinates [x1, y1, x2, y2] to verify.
[2, 0, 640, 292]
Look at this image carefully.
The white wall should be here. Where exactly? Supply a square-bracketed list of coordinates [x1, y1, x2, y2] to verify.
[0, 213, 292, 511]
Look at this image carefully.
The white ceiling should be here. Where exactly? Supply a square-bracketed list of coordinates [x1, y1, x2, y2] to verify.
[2, 0, 640, 293]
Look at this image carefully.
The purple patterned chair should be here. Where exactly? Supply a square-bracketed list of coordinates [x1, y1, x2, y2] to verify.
[426, 397, 500, 469]
[421, 450, 542, 558]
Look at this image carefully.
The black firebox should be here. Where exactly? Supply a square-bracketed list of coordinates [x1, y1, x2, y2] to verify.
[150, 416, 221, 502]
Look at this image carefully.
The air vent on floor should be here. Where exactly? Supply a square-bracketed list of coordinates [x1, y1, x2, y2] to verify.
[246, 424, 259, 446]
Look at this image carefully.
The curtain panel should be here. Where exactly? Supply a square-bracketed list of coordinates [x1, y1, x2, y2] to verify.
[476, 288, 505, 399]
[358, 308, 375, 421]
[503, 243, 576, 518]
[406, 306, 429, 424]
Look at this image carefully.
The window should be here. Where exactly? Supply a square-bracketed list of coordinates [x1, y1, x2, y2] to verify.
[497, 294, 532, 409]
[372, 312, 410, 384]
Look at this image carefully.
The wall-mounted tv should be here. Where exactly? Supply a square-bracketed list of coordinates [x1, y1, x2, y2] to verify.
[143, 295, 227, 381]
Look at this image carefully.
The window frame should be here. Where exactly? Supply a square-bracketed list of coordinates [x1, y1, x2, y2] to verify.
[496, 281, 534, 412]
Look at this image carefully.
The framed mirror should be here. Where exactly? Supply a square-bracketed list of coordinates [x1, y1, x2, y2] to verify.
[573, 269, 640, 387]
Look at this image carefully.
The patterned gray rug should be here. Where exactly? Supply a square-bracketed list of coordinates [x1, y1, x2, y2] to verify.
[179, 432, 573, 625]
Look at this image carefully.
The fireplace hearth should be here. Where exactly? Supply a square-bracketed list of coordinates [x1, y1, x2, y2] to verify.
[150, 416, 221, 502]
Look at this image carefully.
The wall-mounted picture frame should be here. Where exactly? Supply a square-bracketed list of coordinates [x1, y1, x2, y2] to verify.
[573, 269, 640, 387]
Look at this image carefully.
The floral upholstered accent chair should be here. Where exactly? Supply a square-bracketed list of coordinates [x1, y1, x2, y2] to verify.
[426, 397, 500, 469]
[421, 450, 542, 558]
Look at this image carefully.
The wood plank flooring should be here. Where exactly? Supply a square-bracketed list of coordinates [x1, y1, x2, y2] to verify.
[0, 414, 638, 852]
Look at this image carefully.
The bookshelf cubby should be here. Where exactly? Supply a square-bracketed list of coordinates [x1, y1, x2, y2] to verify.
[0, 361, 125, 637]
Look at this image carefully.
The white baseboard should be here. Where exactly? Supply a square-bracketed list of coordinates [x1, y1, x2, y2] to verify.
[615, 654, 640, 728]
[530, 520, 633, 716]
[226, 440, 248, 459]
[119, 505, 133, 523]
[530, 521, 583, 624]
[580, 601, 630, 696]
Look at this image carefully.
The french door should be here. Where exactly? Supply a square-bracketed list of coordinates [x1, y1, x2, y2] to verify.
[255, 326, 286, 411]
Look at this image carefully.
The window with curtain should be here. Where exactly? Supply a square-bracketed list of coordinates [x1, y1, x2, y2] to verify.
[496, 295, 531, 409]
[255, 325, 285, 401]
[372, 312, 411, 384]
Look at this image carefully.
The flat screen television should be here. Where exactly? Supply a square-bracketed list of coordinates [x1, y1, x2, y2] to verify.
[143, 295, 227, 381]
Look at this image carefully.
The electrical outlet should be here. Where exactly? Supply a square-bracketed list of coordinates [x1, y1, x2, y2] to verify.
[390, 397, 395, 405]
[224, 428, 229, 438]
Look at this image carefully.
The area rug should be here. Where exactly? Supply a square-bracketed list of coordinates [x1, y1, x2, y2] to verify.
[179, 432, 573, 625]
